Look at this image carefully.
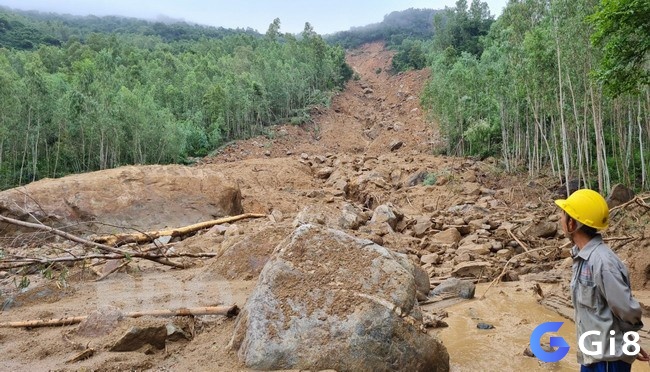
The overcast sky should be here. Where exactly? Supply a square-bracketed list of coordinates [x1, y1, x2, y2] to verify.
[0, 0, 509, 34]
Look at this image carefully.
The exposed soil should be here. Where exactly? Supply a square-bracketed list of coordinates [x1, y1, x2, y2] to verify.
[1, 42, 650, 371]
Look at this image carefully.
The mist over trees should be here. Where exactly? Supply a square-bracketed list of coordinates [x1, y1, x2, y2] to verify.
[0, 9, 351, 189]
[326, 8, 441, 49]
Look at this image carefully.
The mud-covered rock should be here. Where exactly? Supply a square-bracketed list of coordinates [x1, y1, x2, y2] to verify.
[370, 204, 401, 230]
[607, 184, 635, 208]
[431, 228, 461, 246]
[110, 326, 167, 352]
[230, 224, 449, 372]
[430, 278, 476, 299]
[521, 221, 557, 239]
[0, 165, 242, 235]
[452, 261, 492, 278]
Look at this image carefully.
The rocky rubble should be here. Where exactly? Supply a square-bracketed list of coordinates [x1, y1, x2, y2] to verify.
[230, 224, 449, 371]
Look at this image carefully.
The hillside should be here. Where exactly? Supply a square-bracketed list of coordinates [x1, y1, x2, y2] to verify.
[0, 43, 649, 371]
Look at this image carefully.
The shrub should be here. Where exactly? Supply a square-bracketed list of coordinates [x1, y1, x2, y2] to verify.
[423, 172, 437, 186]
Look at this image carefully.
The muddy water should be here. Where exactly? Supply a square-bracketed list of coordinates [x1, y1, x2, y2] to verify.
[432, 283, 650, 372]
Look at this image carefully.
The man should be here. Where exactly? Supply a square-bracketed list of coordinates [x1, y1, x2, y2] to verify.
[556, 189, 648, 371]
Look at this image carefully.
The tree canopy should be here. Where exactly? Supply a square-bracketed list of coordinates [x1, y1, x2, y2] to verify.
[0, 10, 351, 190]
[589, 0, 650, 96]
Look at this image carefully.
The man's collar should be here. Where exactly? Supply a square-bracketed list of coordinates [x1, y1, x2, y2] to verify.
[574, 234, 603, 260]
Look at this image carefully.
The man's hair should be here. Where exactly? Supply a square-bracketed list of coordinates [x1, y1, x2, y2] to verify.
[578, 224, 598, 238]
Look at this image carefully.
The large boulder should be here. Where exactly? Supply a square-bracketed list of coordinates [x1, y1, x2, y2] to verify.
[0, 165, 242, 235]
[202, 225, 293, 280]
[230, 224, 449, 372]
[607, 184, 635, 208]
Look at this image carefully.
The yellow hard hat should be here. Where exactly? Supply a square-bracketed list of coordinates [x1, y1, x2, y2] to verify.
[554, 189, 609, 230]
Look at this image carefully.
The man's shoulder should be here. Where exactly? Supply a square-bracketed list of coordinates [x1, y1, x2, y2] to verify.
[589, 241, 626, 271]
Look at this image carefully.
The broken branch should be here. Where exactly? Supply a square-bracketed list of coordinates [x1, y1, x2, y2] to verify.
[0, 305, 240, 328]
[480, 242, 571, 300]
[91, 213, 266, 247]
[0, 215, 224, 269]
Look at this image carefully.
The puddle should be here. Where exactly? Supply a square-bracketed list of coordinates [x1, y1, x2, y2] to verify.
[432, 283, 650, 372]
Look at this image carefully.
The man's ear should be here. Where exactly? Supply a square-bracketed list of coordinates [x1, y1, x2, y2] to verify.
[567, 217, 577, 233]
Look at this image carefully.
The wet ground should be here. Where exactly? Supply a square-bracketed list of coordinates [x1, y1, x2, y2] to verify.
[435, 283, 650, 371]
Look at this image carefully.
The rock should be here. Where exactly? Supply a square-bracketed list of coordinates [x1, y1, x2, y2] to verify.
[524, 343, 554, 357]
[338, 203, 367, 230]
[406, 170, 427, 187]
[166, 323, 191, 341]
[230, 224, 449, 371]
[0, 271, 8, 279]
[522, 221, 557, 238]
[364, 125, 381, 140]
[607, 184, 635, 208]
[421, 253, 440, 265]
[390, 140, 404, 151]
[462, 183, 481, 196]
[496, 249, 513, 259]
[430, 278, 476, 299]
[452, 261, 492, 278]
[76, 306, 122, 337]
[269, 209, 284, 223]
[224, 224, 241, 238]
[0, 165, 243, 235]
[202, 225, 292, 280]
[431, 228, 461, 246]
[477, 323, 494, 330]
[457, 243, 491, 256]
[207, 224, 228, 235]
[153, 236, 172, 245]
[550, 179, 581, 198]
[264, 150, 271, 157]
[455, 252, 472, 262]
[423, 313, 449, 328]
[370, 204, 399, 230]
[412, 218, 433, 238]
[110, 326, 167, 352]
[293, 206, 327, 227]
[316, 167, 335, 179]
[300, 153, 310, 160]
[314, 155, 327, 164]
[330, 178, 349, 195]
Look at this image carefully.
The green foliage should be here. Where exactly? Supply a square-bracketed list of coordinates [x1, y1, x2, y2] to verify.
[589, 0, 650, 96]
[0, 6, 258, 49]
[421, 0, 649, 190]
[433, 0, 494, 57]
[14, 276, 30, 290]
[0, 11, 352, 190]
[463, 118, 500, 158]
[391, 38, 428, 72]
[326, 8, 441, 48]
[423, 173, 437, 186]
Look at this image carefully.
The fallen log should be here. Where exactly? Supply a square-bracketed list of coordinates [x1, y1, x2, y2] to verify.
[0, 305, 240, 328]
[91, 213, 267, 247]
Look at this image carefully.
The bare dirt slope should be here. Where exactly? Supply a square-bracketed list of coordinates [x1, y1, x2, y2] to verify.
[1, 42, 650, 371]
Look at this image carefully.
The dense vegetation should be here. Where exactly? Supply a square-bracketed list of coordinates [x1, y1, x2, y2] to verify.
[326, 8, 441, 49]
[0, 9, 351, 190]
[419, 0, 649, 192]
[0, 7, 258, 49]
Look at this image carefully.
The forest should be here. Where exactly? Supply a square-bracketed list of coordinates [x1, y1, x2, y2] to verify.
[409, 0, 648, 193]
[1, 0, 648, 194]
[0, 9, 351, 189]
